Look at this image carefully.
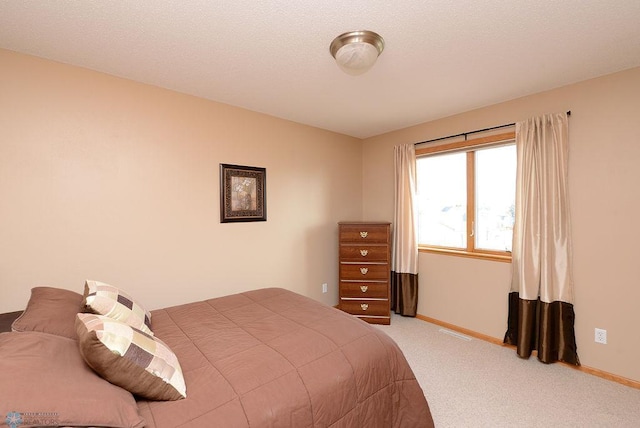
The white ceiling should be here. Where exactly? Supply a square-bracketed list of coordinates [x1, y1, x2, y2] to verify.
[1, 1, 640, 139]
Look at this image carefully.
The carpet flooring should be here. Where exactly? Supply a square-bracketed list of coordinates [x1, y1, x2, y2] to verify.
[376, 315, 640, 428]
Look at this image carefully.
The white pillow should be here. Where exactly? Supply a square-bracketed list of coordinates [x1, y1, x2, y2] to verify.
[83, 280, 153, 335]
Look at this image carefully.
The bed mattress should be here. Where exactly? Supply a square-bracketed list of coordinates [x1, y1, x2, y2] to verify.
[136, 287, 433, 427]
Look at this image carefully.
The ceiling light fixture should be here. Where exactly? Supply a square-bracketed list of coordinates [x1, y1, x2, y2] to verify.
[329, 30, 385, 76]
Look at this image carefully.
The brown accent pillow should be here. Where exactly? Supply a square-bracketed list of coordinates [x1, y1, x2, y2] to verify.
[11, 286, 83, 339]
[76, 313, 186, 401]
[0, 331, 145, 428]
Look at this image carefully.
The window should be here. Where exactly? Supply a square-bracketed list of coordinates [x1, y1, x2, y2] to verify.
[416, 132, 516, 261]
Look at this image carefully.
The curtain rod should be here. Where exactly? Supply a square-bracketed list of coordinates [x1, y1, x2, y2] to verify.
[415, 111, 571, 145]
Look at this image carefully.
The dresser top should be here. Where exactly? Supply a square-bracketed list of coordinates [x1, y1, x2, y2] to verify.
[338, 221, 391, 225]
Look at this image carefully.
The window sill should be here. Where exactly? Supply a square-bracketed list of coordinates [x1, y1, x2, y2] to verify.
[418, 246, 512, 263]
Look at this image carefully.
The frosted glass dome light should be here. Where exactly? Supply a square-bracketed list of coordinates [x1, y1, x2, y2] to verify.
[330, 31, 384, 76]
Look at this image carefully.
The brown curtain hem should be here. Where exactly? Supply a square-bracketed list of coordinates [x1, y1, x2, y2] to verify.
[504, 291, 580, 366]
[390, 272, 418, 317]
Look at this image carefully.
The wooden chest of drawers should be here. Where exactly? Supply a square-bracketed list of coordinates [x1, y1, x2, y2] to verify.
[338, 222, 391, 325]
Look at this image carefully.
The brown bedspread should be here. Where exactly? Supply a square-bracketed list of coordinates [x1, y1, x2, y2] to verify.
[137, 288, 433, 427]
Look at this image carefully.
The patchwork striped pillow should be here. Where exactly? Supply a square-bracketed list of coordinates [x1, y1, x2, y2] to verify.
[76, 313, 186, 401]
[83, 280, 153, 335]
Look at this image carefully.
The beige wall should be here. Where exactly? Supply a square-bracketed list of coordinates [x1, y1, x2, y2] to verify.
[362, 67, 640, 382]
[0, 49, 363, 313]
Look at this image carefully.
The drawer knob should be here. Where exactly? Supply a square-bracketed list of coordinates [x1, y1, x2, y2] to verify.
[361, 303, 369, 311]
[360, 249, 369, 256]
[360, 285, 368, 293]
[359, 231, 368, 238]
[360, 267, 369, 275]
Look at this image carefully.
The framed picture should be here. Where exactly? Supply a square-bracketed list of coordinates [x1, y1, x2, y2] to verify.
[220, 163, 267, 223]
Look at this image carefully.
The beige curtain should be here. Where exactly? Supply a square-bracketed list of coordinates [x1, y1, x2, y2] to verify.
[504, 113, 579, 365]
[391, 144, 419, 316]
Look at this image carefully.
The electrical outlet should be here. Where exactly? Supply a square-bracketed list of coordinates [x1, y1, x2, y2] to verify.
[595, 328, 607, 344]
[322, 283, 328, 293]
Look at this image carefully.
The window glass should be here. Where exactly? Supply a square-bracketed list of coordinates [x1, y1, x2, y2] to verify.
[416, 152, 467, 248]
[475, 145, 516, 251]
[416, 139, 516, 259]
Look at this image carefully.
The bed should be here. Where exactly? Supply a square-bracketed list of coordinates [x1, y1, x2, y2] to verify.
[1, 285, 433, 427]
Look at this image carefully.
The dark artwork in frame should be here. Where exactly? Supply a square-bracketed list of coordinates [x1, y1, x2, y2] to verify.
[220, 163, 267, 223]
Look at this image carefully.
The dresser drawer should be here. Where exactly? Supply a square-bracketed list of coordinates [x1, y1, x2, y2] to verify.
[340, 282, 388, 299]
[356, 315, 390, 325]
[340, 263, 389, 281]
[339, 224, 390, 244]
[340, 299, 389, 317]
[339, 245, 389, 262]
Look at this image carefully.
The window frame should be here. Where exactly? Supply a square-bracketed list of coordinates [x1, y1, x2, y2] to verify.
[415, 131, 515, 263]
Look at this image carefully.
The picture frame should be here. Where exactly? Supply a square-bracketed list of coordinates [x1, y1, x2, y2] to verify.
[219, 163, 267, 223]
